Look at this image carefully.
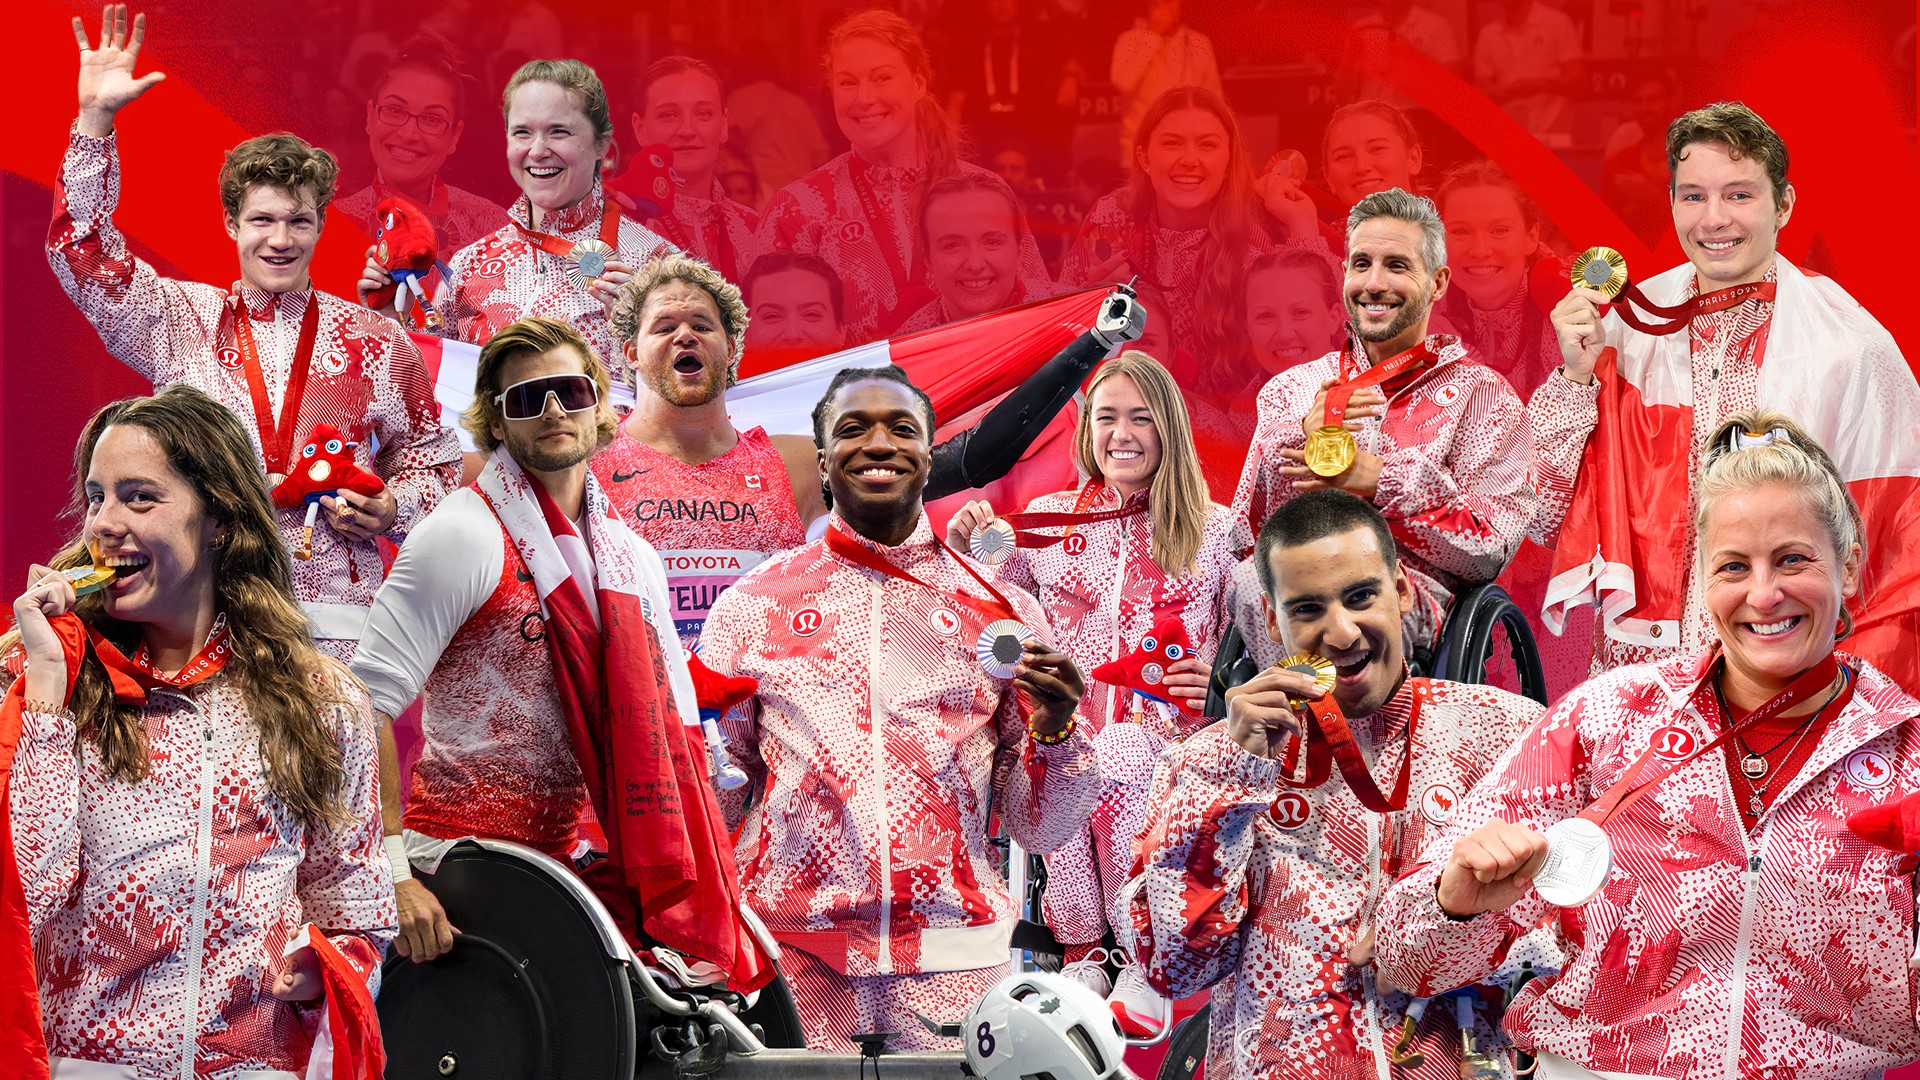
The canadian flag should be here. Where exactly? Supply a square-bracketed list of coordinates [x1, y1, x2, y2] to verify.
[409, 288, 1113, 524]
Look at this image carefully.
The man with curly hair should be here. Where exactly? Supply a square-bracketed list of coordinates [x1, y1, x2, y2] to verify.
[598, 251, 1146, 650]
[47, 6, 460, 661]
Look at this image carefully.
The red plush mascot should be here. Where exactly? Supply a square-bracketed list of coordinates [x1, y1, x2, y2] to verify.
[1090, 614, 1202, 717]
[685, 652, 754, 790]
[271, 425, 386, 560]
[365, 197, 452, 329]
[605, 143, 676, 220]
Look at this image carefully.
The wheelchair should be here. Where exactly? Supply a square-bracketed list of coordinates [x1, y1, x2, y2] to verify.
[1204, 581, 1549, 715]
[1152, 582, 1547, 1080]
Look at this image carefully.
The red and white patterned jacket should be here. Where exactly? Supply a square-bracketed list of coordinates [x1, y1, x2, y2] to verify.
[760, 154, 1052, 344]
[996, 483, 1250, 737]
[436, 182, 672, 366]
[10, 671, 393, 1079]
[1233, 335, 1537, 649]
[1127, 679, 1543, 1080]
[640, 178, 766, 284]
[47, 130, 462, 646]
[698, 513, 1100, 976]
[334, 177, 511, 266]
[1374, 652, 1920, 1079]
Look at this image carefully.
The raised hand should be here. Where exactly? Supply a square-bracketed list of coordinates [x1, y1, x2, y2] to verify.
[1435, 817, 1550, 918]
[1550, 287, 1612, 386]
[74, 5, 166, 137]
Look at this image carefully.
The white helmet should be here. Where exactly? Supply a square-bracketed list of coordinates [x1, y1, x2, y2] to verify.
[962, 971, 1129, 1080]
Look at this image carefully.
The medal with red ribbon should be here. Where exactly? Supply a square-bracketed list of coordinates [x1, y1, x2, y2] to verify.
[826, 523, 1049, 693]
[847, 156, 933, 325]
[1570, 246, 1776, 337]
[1303, 340, 1439, 478]
[516, 198, 622, 291]
[230, 295, 322, 482]
[1273, 655, 1423, 814]
[968, 481, 1146, 565]
[1530, 653, 1847, 908]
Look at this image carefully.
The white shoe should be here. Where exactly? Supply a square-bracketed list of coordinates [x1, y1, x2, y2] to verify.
[1108, 960, 1170, 1038]
[1059, 946, 1113, 997]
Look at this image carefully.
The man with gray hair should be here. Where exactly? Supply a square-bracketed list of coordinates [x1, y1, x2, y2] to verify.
[1229, 188, 1537, 655]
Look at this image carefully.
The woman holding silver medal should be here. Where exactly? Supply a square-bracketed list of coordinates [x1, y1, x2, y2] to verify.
[943, 350, 1250, 1037]
[1375, 410, 1920, 1079]
[361, 57, 672, 398]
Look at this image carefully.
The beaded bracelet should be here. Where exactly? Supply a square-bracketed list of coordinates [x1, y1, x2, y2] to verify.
[23, 700, 76, 721]
[1028, 714, 1078, 745]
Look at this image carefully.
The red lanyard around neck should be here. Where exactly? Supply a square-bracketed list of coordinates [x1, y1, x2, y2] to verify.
[230, 296, 321, 477]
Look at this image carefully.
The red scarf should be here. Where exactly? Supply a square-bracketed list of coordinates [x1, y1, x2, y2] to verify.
[474, 451, 774, 991]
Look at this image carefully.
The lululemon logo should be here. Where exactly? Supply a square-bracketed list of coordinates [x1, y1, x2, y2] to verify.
[839, 220, 868, 243]
[1270, 792, 1311, 830]
[217, 346, 244, 370]
[790, 608, 823, 637]
[1063, 534, 1088, 557]
[1649, 725, 1698, 761]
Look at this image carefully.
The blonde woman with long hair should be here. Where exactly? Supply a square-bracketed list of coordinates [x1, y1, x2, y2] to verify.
[946, 350, 1249, 1037]
[4, 384, 392, 1075]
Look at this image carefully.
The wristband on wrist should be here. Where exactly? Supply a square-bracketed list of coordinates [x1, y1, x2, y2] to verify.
[383, 834, 413, 882]
[1028, 713, 1078, 745]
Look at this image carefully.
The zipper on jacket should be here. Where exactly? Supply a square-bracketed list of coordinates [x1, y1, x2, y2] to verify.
[868, 578, 892, 975]
[1723, 821, 1768, 1080]
[174, 691, 217, 1080]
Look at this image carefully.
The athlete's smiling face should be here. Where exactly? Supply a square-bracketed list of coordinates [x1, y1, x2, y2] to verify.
[819, 378, 932, 543]
[1262, 524, 1413, 717]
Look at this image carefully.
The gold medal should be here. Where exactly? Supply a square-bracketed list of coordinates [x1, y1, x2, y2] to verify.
[1275, 652, 1336, 706]
[565, 238, 617, 290]
[1303, 425, 1357, 478]
[64, 565, 116, 596]
[1570, 246, 1628, 300]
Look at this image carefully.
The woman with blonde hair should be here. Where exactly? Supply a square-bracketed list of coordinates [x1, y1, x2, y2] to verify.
[1378, 410, 1920, 1079]
[5, 384, 392, 1075]
[759, 9, 1052, 343]
[946, 350, 1250, 1036]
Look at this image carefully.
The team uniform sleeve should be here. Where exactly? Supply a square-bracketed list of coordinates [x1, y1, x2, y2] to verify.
[1233, 375, 1309, 540]
[9, 703, 82, 932]
[697, 591, 768, 833]
[1525, 369, 1601, 545]
[348, 489, 502, 718]
[368, 329, 461, 541]
[46, 127, 208, 386]
[1373, 684, 1598, 994]
[294, 673, 398, 978]
[1373, 373, 1538, 583]
[1127, 727, 1273, 998]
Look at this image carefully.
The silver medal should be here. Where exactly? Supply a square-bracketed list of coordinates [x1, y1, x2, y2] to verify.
[1533, 816, 1613, 908]
[976, 619, 1035, 679]
[968, 519, 1017, 565]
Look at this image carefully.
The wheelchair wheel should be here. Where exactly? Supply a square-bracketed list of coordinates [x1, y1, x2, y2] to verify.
[1436, 583, 1548, 706]
[1154, 1002, 1209, 1080]
[377, 841, 638, 1080]
[1204, 623, 1256, 719]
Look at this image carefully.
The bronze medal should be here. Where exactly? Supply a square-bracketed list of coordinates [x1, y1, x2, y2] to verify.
[1570, 246, 1629, 300]
[1303, 425, 1358, 478]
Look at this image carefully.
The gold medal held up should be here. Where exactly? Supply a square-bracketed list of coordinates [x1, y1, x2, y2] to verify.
[565, 238, 617, 291]
[1570, 246, 1628, 300]
[1303, 425, 1358, 478]
[1275, 652, 1336, 706]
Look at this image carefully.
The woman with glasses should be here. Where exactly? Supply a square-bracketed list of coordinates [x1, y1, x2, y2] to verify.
[334, 32, 507, 273]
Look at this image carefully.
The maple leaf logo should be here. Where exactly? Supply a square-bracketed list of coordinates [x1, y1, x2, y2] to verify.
[1038, 996, 1061, 1014]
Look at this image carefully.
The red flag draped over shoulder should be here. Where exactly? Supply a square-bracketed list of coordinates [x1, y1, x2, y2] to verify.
[1544, 257, 1920, 685]
[474, 450, 775, 992]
